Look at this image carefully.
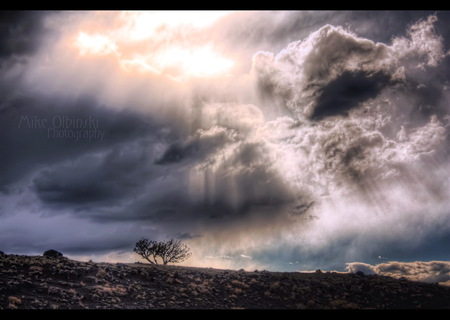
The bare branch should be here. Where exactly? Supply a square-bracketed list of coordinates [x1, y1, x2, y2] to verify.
[133, 238, 191, 265]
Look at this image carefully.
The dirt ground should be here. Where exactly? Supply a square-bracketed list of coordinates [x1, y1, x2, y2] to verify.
[1, 252, 450, 309]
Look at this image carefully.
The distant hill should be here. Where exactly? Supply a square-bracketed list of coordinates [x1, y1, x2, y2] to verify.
[1, 252, 450, 309]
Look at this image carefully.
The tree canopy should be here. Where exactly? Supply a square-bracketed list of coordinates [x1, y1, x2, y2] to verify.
[133, 238, 191, 265]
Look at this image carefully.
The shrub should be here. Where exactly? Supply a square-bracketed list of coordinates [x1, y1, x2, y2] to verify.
[133, 238, 191, 265]
[43, 249, 63, 258]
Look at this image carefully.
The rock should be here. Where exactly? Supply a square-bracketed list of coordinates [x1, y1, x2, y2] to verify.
[3, 252, 450, 309]
[0, 250, 4, 256]
[43, 249, 63, 258]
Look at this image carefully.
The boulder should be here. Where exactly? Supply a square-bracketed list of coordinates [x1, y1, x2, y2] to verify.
[43, 249, 63, 258]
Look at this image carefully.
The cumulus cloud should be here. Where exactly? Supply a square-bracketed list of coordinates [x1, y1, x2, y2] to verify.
[251, 24, 394, 119]
[391, 15, 447, 69]
[251, 14, 448, 122]
[248, 15, 449, 195]
[347, 261, 450, 284]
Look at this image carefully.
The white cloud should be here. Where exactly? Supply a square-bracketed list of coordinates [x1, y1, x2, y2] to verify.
[347, 261, 450, 284]
[391, 15, 447, 69]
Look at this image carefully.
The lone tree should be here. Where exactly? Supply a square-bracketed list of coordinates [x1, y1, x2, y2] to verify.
[134, 238, 191, 265]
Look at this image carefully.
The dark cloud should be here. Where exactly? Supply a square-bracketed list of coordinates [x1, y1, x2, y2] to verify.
[154, 126, 231, 165]
[33, 137, 155, 206]
[0, 11, 52, 60]
[147, 134, 297, 226]
[171, 232, 202, 240]
[0, 93, 157, 188]
[310, 70, 393, 120]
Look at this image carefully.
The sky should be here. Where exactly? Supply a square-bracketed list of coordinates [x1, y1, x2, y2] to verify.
[1, 10, 450, 283]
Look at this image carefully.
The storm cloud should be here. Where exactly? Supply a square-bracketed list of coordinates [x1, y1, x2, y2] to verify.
[1, 11, 450, 274]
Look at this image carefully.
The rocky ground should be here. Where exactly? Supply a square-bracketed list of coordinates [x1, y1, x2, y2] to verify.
[1, 252, 450, 310]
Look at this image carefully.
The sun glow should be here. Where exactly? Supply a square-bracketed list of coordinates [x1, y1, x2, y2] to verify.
[75, 32, 118, 56]
[152, 45, 235, 79]
[73, 11, 235, 80]
[121, 11, 232, 41]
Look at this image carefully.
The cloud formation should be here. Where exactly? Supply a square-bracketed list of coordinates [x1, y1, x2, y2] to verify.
[251, 15, 447, 121]
[1, 11, 450, 274]
[347, 261, 450, 285]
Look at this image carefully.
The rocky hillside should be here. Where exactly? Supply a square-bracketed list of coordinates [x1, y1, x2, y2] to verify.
[1, 251, 450, 309]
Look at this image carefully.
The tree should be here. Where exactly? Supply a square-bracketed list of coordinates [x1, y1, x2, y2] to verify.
[133, 238, 191, 265]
